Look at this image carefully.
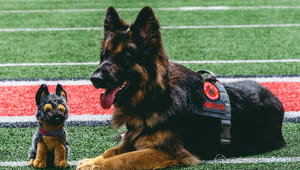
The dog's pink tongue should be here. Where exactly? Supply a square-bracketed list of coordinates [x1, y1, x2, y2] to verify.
[100, 88, 119, 109]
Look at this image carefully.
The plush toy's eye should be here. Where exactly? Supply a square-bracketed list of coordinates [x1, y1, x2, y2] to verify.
[58, 104, 66, 113]
[43, 104, 52, 112]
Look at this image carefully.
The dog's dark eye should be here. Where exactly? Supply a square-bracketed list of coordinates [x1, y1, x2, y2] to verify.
[43, 104, 52, 112]
[124, 52, 132, 59]
[100, 50, 109, 63]
[100, 50, 104, 62]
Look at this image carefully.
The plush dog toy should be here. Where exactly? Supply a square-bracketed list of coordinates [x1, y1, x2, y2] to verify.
[28, 84, 69, 168]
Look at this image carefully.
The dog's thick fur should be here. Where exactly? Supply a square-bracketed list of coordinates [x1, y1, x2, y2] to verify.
[29, 84, 69, 168]
[78, 7, 285, 170]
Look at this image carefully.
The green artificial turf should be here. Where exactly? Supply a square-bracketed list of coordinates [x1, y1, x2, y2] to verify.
[1, 27, 300, 64]
[0, 126, 124, 162]
[1, 9, 300, 28]
[0, 31, 101, 63]
[2, 162, 300, 170]
[0, 123, 299, 170]
[0, 123, 299, 162]
[0, 62, 299, 79]
[171, 162, 300, 170]
[1, 0, 300, 10]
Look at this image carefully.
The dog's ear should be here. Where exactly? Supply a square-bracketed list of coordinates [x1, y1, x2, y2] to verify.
[131, 7, 161, 44]
[36, 84, 49, 106]
[104, 6, 129, 37]
[56, 84, 67, 101]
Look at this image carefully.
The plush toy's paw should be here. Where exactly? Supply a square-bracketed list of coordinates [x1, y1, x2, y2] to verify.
[54, 159, 68, 168]
[29, 159, 34, 166]
[33, 159, 47, 168]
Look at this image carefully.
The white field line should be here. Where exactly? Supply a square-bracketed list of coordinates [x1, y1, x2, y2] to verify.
[218, 77, 300, 83]
[0, 114, 112, 123]
[1, 156, 300, 167]
[0, 79, 92, 86]
[0, 62, 98, 67]
[2, 6, 300, 13]
[206, 156, 300, 164]
[2, 24, 300, 32]
[162, 24, 300, 29]
[0, 0, 67, 1]
[0, 27, 101, 32]
[2, 76, 300, 87]
[0, 112, 298, 123]
[1, 59, 300, 67]
[174, 59, 300, 64]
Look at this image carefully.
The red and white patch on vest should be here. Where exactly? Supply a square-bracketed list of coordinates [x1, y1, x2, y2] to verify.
[203, 82, 220, 101]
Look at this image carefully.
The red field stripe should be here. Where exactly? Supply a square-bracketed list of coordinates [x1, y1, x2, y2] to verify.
[0, 82, 299, 117]
[0, 85, 113, 116]
[261, 82, 300, 112]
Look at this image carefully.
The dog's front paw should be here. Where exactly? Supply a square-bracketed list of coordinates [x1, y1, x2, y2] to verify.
[78, 158, 93, 166]
[77, 163, 101, 170]
[54, 159, 68, 168]
[78, 156, 104, 166]
[77, 157, 104, 170]
[33, 159, 47, 168]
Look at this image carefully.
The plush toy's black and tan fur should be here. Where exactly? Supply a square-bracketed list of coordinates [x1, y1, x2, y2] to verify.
[77, 7, 285, 170]
[29, 84, 69, 168]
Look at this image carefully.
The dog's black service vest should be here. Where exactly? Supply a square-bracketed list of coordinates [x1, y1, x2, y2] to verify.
[197, 70, 232, 144]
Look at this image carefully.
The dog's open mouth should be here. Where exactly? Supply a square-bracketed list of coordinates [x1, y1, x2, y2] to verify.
[100, 81, 128, 109]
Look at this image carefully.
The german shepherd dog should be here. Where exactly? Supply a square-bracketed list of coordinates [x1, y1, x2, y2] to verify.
[29, 84, 69, 168]
[78, 7, 285, 169]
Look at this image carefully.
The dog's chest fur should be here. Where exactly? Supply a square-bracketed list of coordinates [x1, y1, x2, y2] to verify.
[42, 136, 61, 152]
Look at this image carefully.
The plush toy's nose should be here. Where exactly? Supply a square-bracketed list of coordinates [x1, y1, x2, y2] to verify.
[54, 115, 61, 121]
[49, 114, 65, 125]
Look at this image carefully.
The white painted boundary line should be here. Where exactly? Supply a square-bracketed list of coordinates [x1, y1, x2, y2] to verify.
[218, 77, 300, 83]
[206, 156, 300, 164]
[0, 112, 297, 123]
[162, 24, 300, 29]
[0, 27, 101, 32]
[0, 114, 112, 123]
[1, 156, 300, 167]
[0, 79, 92, 86]
[1, 59, 300, 67]
[2, 24, 300, 32]
[2, 6, 300, 13]
[0, 0, 61, 1]
[2, 76, 300, 86]
[0, 62, 98, 67]
[175, 59, 300, 64]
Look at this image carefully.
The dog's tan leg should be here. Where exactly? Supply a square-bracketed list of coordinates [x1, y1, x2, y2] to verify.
[33, 142, 47, 168]
[78, 145, 127, 166]
[54, 143, 67, 168]
[77, 148, 180, 170]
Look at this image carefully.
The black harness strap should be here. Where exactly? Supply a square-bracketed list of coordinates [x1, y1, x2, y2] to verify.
[197, 70, 232, 144]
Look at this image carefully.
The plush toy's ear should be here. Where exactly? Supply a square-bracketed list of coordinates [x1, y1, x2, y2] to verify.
[36, 84, 49, 106]
[56, 84, 67, 101]
[104, 6, 129, 38]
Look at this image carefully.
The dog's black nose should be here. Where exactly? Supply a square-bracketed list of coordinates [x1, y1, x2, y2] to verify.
[90, 71, 105, 88]
[90, 74, 103, 83]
